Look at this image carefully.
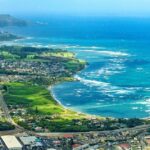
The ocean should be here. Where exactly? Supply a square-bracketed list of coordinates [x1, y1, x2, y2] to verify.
[2, 15, 150, 118]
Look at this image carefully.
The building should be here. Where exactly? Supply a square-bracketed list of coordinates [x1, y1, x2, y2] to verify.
[117, 143, 131, 150]
[19, 136, 43, 149]
[73, 144, 89, 150]
[1, 136, 22, 150]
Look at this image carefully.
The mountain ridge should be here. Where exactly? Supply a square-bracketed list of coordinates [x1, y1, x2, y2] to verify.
[0, 14, 27, 27]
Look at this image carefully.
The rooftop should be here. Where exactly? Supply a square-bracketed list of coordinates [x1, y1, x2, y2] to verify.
[1, 136, 22, 149]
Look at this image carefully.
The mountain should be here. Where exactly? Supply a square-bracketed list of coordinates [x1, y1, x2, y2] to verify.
[0, 31, 22, 41]
[0, 14, 27, 27]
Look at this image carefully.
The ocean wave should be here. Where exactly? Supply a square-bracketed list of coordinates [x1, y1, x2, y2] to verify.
[136, 67, 143, 71]
[82, 57, 126, 78]
[58, 45, 106, 50]
[25, 36, 34, 40]
[35, 44, 106, 50]
[72, 102, 130, 110]
[97, 68, 114, 76]
[66, 103, 71, 106]
[14, 39, 107, 51]
[75, 75, 135, 95]
[75, 75, 110, 87]
[78, 46, 105, 49]
[145, 88, 150, 92]
[135, 98, 150, 105]
[80, 50, 129, 57]
[145, 110, 150, 113]
[94, 57, 126, 78]
[132, 107, 139, 110]
[97, 64, 125, 76]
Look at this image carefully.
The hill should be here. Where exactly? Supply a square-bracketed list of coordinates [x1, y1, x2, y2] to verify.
[0, 31, 21, 41]
[0, 14, 27, 27]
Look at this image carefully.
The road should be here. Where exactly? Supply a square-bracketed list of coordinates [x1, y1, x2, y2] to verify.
[37, 124, 150, 137]
[0, 91, 24, 135]
[0, 91, 14, 123]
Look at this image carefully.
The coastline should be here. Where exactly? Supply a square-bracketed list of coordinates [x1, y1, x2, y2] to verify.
[49, 84, 102, 119]
[49, 86, 66, 108]
[47, 59, 102, 119]
[47, 58, 88, 115]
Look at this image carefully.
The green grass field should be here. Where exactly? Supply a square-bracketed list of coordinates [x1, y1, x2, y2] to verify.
[4, 82, 64, 114]
[41, 52, 75, 58]
[4, 82, 86, 119]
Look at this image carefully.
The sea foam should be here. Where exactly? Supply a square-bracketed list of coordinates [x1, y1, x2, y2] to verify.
[80, 50, 129, 57]
[75, 75, 135, 96]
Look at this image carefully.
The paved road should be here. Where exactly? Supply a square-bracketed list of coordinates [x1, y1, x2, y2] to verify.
[0, 91, 14, 123]
[37, 124, 150, 137]
[0, 91, 24, 135]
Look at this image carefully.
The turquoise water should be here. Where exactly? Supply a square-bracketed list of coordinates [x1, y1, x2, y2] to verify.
[2, 16, 150, 118]
[51, 40, 150, 118]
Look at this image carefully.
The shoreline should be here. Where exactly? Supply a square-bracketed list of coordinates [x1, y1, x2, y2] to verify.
[48, 84, 103, 119]
[46, 56, 95, 118]
[49, 83, 149, 120]
[49, 86, 67, 108]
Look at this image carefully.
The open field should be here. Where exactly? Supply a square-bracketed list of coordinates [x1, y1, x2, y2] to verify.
[4, 82, 150, 132]
[4, 82, 85, 117]
[4, 82, 101, 132]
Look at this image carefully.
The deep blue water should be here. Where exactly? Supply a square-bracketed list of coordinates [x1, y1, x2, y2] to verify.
[2, 16, 150, 118]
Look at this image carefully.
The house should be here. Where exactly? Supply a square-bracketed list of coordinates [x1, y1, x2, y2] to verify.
[145, 139, 150, 146]
[63, 134, 74, 139]
[117, 143, 131, 150]
[72, 144, 81, 149]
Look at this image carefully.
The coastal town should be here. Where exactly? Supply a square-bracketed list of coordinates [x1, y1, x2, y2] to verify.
[1, 124, 150, 150]
[0, 14, 149, 150]
[0, 46, 150, 150]
[0, 46, 85, 83]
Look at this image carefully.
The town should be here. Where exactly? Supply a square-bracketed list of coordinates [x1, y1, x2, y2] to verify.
[1, 126, 150, 150]
[0, 46, 150, 150]
[0, 46, 85, 83]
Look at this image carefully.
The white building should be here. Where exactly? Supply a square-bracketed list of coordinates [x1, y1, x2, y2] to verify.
[1, 136, 22, 150]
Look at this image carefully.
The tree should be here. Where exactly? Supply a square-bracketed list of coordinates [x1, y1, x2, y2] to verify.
[35, 107, 39, 114]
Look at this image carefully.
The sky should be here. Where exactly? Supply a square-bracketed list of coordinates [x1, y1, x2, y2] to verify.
[0, 0, 150, 17]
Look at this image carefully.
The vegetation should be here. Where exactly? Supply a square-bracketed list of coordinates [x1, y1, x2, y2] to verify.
[4, 82, 96, 132]
[0, 46, 86, 84]
[0, 51, 19, 59]
[0, 45, 87, 131]
[0, 118, 15, 131]
[1, 45, 148, 132]
[4, 82, 64, 115]
[4, 82, 150, 132]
